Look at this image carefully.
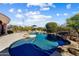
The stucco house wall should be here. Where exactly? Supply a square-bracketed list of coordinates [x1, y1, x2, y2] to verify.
[0, 13, 10, 34]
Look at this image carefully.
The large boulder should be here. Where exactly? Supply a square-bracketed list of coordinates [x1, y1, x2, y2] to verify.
[68, 48, 79, 56]
[61, 40, 79, 56]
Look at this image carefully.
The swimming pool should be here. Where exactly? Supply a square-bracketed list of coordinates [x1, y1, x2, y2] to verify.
[10, 32, 71, 50]
[10, 33, 59, 50]
[9, 33, 70, 56]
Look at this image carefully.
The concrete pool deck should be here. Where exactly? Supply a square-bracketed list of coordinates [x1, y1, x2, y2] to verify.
[0, 32, 28, 52]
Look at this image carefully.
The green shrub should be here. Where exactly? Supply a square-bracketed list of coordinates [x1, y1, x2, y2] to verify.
[7, 30, 14, 34]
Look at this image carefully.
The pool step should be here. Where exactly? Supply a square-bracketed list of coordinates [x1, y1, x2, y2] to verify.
[0, 48, 10, 56]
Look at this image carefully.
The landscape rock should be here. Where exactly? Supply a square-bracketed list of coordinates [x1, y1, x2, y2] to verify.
[68, 48, 79, 56]
[61, 40, 79, 56]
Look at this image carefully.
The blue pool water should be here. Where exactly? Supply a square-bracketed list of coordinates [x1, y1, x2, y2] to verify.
[10, 33, 59, 50]
[33, 33, 59, 50]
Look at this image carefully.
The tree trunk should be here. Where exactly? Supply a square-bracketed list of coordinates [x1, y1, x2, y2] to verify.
[75, 28, 79, 37]
[73, 26, 79, 37]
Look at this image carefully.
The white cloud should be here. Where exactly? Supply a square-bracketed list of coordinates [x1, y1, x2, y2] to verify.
[27, 3, 54, 8]
[30, 15, 52, 20]
[52, 4, 56, 8]
[66, 4, 71, 9]
[72, 11, 79, 14]
[63, 13, 68, 16]
[8, 3, 14, 5]
[9, 20, 23, 26]
[9, 8, 23, 14]
[40, 3, 56, 11]
[56, 13, 60, 16]
[9, 8, 14, 13]
[40, 7, 50, 10]
[17, 9, 22, 13]
[25, 11, 52, 19]
[9, 7, 53, 27]
[27, 3, 53, 11]
[24, 11, 53, 27]
[27, 3, 46, 7]
[25, 11, 40, 16]
[56, 13, 68, 16]
[15, 13, 23, 18]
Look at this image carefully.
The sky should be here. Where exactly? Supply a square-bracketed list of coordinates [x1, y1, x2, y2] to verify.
[0, 3, 79, 27]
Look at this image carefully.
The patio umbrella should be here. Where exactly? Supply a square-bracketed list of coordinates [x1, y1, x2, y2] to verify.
[0, 13, 10, 24]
